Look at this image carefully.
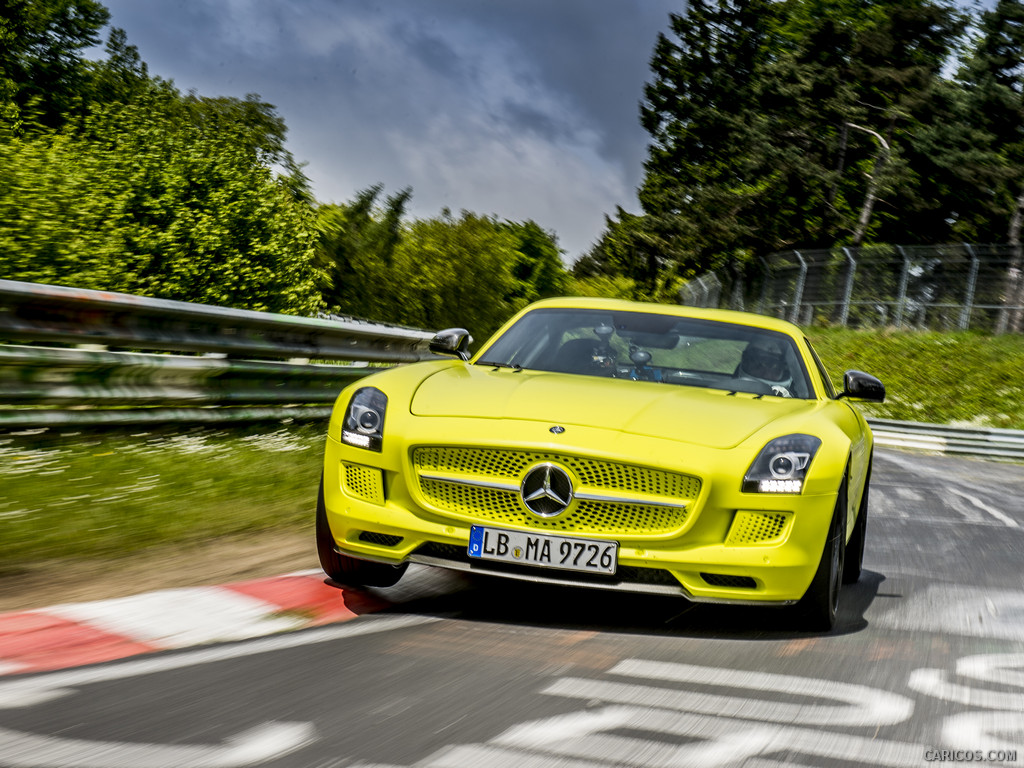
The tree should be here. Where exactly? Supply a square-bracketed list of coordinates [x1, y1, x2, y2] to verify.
[598, 0, 967, 297]
[316, 185, 411, 318]
[0, 0, 110, 127]
[0, 87, 323, 315]
[502, 219, 568, 305]
[386, 210, 524, 340]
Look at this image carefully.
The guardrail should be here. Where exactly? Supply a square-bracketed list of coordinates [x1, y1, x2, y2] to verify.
[0, 279, 435, 427]
[868, 419, 1024, 462]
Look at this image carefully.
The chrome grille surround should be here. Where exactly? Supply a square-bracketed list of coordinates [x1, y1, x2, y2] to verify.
[412, 446, 701, 536]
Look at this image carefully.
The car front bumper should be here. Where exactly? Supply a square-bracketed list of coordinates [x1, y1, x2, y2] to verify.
[321, 419, 841, 605]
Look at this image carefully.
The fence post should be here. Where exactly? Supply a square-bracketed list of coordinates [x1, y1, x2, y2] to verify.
[790, 251, 807, 324]
[840, 247, 857, 327]
[694, 275, 709, 307]
[960, 243, 979, 331]
[757, 257, 771, 315]
[895, 246, 910, 328]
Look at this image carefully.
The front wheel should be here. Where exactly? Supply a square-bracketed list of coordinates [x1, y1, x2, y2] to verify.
[796, 478, 847, 632]
[316, 477, 408, 588]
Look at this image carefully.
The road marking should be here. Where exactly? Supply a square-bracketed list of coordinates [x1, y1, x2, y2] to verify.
[892, 486, 922, 502]
[350, 652, 1022, 768]
[957, 652, 1024, 688]
[948, 488, 1019, 528]
[0, 722, 314, 768]
[908, 653, 1024, 710]
[944, 711, 1024, 753]
[0, 615, 437, 768]
[544, 659, 913, 727]
[487, 706, 927, 768]
[873, 586, 1024, 641]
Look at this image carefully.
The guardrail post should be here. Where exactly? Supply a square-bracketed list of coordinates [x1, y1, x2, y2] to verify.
[840, 247, 857, 327]
[960, 243, 979, 330]
[790, 251, 807, 325]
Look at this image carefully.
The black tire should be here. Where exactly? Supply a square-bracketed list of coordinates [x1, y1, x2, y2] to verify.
[316, 476, 408, 588]
[796, 477, 847, 632]
[842, 456, 871, 584]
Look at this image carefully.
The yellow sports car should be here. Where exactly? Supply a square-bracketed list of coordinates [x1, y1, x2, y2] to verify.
[317, 298, 884, 630]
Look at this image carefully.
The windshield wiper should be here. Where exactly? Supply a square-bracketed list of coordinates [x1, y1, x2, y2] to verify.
[477, 360, 523, 372]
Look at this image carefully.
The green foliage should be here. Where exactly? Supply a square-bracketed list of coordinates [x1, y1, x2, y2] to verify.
[589, 0, 993, 289]
[317, 191, 569, 342]
[0, 87, 323, 314]
[808, 327, 1024, 429]
[0, 0, 111, 128]
[316, 185, 411, 320]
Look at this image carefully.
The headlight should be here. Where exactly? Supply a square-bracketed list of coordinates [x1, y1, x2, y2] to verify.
[742, 434, 821, 494]
[341, 387, 387, 451]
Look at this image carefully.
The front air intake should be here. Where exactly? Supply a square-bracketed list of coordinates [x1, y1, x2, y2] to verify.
[701, 573, 757, 589]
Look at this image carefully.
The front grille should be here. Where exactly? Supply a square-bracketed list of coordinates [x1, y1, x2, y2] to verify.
[701, 572, 757, 589]
[413, 446, 700, 536]
[415, 447, 701, 498]
[725, 511, 791, 545]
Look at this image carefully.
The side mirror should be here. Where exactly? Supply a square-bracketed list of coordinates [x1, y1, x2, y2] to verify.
[429, 328, 473, 361]
[837, 370, 885, 403]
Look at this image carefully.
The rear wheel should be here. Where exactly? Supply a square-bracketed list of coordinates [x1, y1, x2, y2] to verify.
[796, 477, 847, 632]
[843, 457, 871, 584]
[316, 476, 408, 588]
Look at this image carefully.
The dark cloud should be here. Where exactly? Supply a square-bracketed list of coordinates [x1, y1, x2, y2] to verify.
[97, 0, 683, 257]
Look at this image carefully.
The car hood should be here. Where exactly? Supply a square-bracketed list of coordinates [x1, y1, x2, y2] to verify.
[410, 365, 814, 449]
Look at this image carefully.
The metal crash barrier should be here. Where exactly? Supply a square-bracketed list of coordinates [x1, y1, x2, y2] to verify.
[0, 279, 435, 427]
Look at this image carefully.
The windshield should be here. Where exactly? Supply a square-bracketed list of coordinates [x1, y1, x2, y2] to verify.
[476, 308, 814, 399]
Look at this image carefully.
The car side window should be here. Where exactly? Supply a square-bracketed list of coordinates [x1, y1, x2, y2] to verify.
[805, 339, 837, 398]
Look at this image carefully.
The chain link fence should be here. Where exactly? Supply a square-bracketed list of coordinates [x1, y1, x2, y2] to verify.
[680, 244, 1024, 333]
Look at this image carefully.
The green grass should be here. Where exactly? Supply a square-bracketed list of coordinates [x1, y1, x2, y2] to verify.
[0, 422, 325, 570]
[808, 327, 1024, 430]
[2, 328, 1022, 568]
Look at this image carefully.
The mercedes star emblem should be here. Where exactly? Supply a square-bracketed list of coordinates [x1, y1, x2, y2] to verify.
[521, 463, 574, 517]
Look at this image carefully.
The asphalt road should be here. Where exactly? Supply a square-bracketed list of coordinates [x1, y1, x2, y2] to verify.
[1, 448, 1022, 768]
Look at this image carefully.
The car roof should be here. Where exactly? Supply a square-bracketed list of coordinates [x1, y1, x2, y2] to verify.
[522, 297, 804, 338]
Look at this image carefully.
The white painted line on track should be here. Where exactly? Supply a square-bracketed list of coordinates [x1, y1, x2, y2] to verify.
[544, 659, 913, 728]
[874, 585, 1024, 641]
[892, 486, 923, 503]
[610, 659, 913, 726]
[0, 722, 315, 768]
[948, 488, 1019, 528]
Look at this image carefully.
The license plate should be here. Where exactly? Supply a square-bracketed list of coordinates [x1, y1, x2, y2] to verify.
[468, 526, 617, 575]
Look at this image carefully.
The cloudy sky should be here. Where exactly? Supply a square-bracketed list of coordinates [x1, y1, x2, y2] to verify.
[95, 1, 683, 260]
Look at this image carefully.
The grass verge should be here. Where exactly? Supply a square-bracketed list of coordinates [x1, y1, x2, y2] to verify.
[0, 422, 324, 571]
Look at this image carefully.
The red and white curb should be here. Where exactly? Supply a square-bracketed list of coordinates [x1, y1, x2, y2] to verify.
[0, 571, 390, 675]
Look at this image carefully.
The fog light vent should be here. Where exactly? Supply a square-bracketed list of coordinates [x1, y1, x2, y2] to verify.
[701, 573, 757, 589]
[725, 511, 791, 546]
[342, 463, 385, 504]
[358, 531, 403, 547]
